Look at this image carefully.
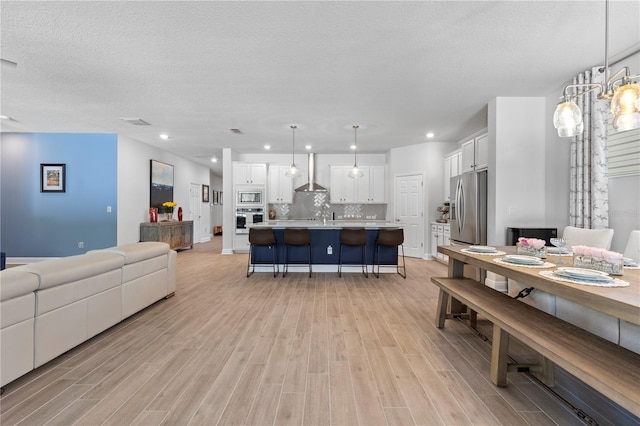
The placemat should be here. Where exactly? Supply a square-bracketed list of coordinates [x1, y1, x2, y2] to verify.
[539, 270, 629, 287]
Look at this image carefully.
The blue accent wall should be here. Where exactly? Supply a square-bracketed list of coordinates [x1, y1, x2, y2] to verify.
[1, 133, 117, 257]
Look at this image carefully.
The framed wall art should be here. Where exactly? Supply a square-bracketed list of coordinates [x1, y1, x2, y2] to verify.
[213, 190, 219, 205]
[202, 184, 210, 203]
[41, 163, 66, 192]
[150, 160, 174, 210]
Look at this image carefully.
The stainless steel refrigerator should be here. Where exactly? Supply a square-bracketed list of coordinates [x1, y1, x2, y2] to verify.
[450, 170, 487, 246]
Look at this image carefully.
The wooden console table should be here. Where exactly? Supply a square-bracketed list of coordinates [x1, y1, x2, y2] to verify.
[140, 221, 193, 250]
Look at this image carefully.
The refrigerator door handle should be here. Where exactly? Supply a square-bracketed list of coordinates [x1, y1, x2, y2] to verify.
[458, 180, 465, 234]
[454, 179, 462, 235]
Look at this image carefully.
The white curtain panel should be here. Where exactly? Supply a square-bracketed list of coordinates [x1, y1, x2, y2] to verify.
[569, 66, 609, 229]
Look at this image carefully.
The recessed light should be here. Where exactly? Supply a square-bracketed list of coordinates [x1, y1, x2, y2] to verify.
[264, 145, 271, 150]
[0, 115, 9, 120]
[159, 134, 170, 140]
[305, 145, 312, 150]
[211, 157, 218, 163]
[350, 145, 357, 150]
[426, 132, 435, 138]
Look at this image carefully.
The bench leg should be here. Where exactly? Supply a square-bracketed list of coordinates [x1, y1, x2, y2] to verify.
[490, 324, 509, 387]
[534, 355, 555, 387]
[436, 289, 449, 328]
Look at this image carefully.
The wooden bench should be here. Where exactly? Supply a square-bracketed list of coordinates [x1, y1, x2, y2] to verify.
[430, 276, 640, 418]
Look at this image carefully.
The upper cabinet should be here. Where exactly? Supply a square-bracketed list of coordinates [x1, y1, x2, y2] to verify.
[356, 165, 386, 203]
[330, 166, 356, 204]
[330, 165, 386, 204]
[443, 150, 461, 201]
[233, 163, 267, 186]
[460, 132, 488, 173]
[267, 165, 293, 204]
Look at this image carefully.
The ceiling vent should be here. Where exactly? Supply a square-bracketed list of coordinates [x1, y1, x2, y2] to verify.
[229, 128, 242, 134]
[120, 117, 151, 126]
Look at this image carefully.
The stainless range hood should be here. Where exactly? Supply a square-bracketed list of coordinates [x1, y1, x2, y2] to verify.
[295, 153, 327, 192]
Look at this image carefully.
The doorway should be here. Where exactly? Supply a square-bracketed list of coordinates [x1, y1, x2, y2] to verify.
[189, 183, 202, 243]
[394, 174, 425, 258]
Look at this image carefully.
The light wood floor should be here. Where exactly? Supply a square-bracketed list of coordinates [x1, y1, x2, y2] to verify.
[0, 238, 610, 425]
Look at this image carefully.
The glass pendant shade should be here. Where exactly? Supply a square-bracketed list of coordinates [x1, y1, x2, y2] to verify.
[553, 100, 584, 137]
[348, 165, 364, 178]
[285, 164, 300, 178]
[611, 82, 640, 131]
[285, 125, 301, 178]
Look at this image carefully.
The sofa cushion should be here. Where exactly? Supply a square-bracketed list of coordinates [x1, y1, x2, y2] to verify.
[1, 268, 39, 301]
[93, 242, 170, 264]
[20, 252, 124, 290]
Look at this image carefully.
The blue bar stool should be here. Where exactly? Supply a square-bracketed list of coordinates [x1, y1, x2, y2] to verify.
[339, 227, 368, 278]
[283, 228, 312, 277]
[247, 227, 278, 277]
[374, 228, 406, 278]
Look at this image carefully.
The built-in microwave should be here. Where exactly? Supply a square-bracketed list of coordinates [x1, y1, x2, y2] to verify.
[236, 189, 263, 206]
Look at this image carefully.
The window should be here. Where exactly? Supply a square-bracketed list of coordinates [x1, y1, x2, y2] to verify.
[607, 123, 640, 178]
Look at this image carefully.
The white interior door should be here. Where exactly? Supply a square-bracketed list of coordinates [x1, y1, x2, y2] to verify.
[395, 174, 424, 258]
[189, 183, 202, 243]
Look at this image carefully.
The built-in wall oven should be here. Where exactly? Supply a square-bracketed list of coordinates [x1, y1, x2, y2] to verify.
[235, 208, 264, 234]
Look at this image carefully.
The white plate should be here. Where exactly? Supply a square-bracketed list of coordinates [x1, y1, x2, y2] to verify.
[503, 255, 544, 265]
[468, 245, 497, 253]
[547, 247, 571, 254]
[554, 270, 613, 282]
[557, 267, 611, 280]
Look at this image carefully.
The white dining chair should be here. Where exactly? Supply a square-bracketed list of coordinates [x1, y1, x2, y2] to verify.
[555, 226, 618, 343]
[561, 225, 614, 250]
[620, 230, 640, 353]
[624, 230, 640, 262]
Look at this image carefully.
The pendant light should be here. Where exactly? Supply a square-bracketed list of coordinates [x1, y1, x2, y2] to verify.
[348, 125, 364, 179]
[285, 125, 301, 178]
[554, 0, 640, 137]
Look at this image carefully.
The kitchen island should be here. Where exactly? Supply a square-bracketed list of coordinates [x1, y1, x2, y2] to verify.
[248, 221, 402, 274]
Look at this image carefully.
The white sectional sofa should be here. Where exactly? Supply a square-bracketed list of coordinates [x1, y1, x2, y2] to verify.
[0, 242, 176, 387]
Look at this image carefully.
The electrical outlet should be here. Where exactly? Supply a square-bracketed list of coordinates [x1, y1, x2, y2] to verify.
[327, 245, 333, 255]
[78, 241, 84, 249]
[106, 205, 112, 212]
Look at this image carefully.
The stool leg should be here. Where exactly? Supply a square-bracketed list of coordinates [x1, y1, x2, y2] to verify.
[246, 244, 253, 277]
[338, 244, 343, 277]
[283, 245, 288, 277]
[398, 245, 406, 279]
[272, 244, 277, 277]
[374, 244, 380, 278]
[362, 245, 368, 278]
[307, 244, 312, 277]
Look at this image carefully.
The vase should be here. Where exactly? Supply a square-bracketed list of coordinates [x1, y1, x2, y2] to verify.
[516, 243, 547, 259]
[164, 212, 174, 221]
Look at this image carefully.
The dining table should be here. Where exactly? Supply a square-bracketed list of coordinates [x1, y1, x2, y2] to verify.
[437, 245, 640, 326]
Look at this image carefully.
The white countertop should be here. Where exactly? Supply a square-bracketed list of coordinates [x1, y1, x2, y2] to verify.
[250, 220, 397, 229]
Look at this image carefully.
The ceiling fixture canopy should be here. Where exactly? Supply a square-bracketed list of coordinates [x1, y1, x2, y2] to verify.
[285, 125, 301, 178]
[554, 0, 640, 137]
[348, 125, 364, 179]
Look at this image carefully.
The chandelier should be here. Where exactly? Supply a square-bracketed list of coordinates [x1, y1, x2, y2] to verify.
[553, 0, 640, 137]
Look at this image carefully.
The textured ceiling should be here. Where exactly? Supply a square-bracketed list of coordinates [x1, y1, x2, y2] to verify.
[1, 1, 639, 175]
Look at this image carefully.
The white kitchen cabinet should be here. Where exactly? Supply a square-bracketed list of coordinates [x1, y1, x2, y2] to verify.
[329, 166, 356, 204]
[430, 222, 450, 263]
[267, 165, 293, 204]
[355, 165, 386, 203]
[233, 163, 267, 185]
[443, 150, 461, 201]
[460, 132, 488, 173]
[474, 133, 488, 170]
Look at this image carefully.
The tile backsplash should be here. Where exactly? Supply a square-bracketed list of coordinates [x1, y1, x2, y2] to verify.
[269, 192, 386, 220]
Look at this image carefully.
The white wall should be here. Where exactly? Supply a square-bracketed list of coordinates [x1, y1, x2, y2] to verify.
[388, 141, 459, 257]
[117, 137, 211, 245]
[488, 97, 547, 246]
